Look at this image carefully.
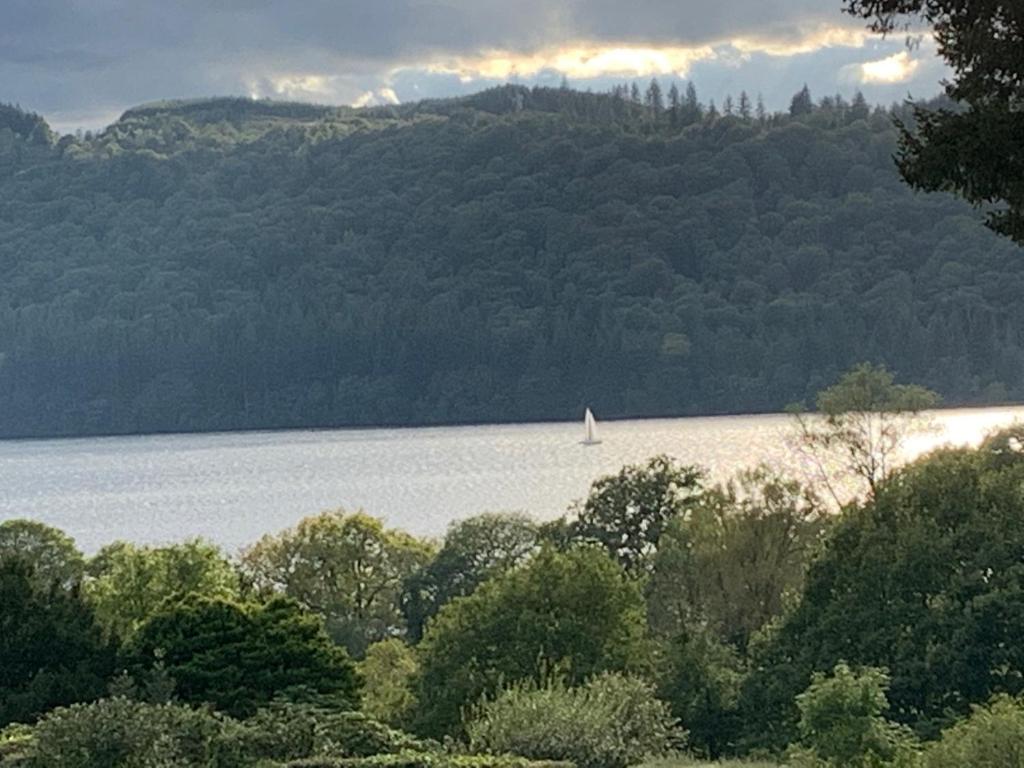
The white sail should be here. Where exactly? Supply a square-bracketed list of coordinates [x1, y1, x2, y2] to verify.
[583, 408, 602, 445]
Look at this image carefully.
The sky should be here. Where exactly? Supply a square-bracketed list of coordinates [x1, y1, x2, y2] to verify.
[3, 0, 948, 135]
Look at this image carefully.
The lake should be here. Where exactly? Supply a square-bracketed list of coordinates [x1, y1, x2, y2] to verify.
[2, 406, 1022, 554]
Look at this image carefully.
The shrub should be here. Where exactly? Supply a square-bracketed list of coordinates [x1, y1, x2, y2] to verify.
[789, 664, 917, 768]
[284, 753, 572, 768]
[26, 696, 225, 767]
[465, 673, 680, 768]
[921, 695, 1024, 768]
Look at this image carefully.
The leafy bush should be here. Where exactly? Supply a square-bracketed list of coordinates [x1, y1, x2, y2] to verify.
[359, 640, 419, 727]
[788, 664, 917, 768]
[26, 696, 225, 767]
[465, 673, 681, 768]
[284, 753, 572, 768]
[921, 695, 1024, 768]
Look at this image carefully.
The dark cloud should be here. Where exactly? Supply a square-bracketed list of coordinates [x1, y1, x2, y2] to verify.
[1, 1, 942, 132]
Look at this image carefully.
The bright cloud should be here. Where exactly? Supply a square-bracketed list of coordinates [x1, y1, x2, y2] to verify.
[858, 51, 920, 83]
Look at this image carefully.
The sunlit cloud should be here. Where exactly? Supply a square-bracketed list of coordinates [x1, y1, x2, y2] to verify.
[423, 44, 717, 81]
[417, 25, 873, 84]
[353, 87, 401, 107]
[858, 51, 920, 84]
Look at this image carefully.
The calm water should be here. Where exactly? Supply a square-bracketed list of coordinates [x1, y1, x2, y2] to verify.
[1, 406, 1022, 554]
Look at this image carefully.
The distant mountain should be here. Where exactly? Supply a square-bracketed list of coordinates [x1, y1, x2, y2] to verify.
[0, 86, 1021, 438]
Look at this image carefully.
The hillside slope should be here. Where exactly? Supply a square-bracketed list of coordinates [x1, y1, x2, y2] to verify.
[0, 87, 1021, 438]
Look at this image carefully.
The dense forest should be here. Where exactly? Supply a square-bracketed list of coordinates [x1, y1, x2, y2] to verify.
[0, 83, 1022, 438]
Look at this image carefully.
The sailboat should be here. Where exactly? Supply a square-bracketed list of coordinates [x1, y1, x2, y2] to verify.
[582, 407, 602, 446]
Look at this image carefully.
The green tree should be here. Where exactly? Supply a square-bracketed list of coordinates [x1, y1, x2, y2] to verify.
[791, 363, 939, 502]
[240, 510, 434, 656]
[124, 595, 361, 718]
[0, 520, 84, 590]
[402, 512, 539, 641]
[0, 560, 115, 727]
[415, 546, 650, 737]
[843, 0, 1024, 242]
[790, 85, 814, 116]
[359, 639, 419, 728]
[740, 430, 1024, 748]
[567, 456, 703, 573]
[658, 629, 745, 759]
[921, 695, 1024, 768]
[647, 466, 825, 648]
[790, 663, 918, 768]
[85, 538, 240, 640]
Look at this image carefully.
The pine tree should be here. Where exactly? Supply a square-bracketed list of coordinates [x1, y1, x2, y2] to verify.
[667, 83, 681, 127]
[645, 78, 664, 116]
[723, 95, 735, 116]
[756, 93, 767, 122]
[738, 91, 752, 119]
[789, 84, 814, 116]
[630, 82, 641, 104]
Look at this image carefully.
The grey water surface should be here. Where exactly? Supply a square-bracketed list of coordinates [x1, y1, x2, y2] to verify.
[1, 406, 1021, 553]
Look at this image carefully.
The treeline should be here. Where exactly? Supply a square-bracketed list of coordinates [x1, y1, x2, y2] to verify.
[0, 83, 1022, 438]
[5, 414, 1024, 765]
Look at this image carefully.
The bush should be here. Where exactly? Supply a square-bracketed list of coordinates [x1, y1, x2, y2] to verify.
[284, 753, 573, 768]
[465, 673, 681, 768]
[921, 695, 1024, 768]
[789, 664, 917, 768]
[26, 696, 225, 767]
[360, 640, 419, 728]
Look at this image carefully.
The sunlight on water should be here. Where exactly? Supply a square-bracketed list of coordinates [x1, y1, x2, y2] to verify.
[1, 406, 1022, 553]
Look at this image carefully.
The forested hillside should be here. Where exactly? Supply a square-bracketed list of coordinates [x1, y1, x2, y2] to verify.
[0, 85, 1021, 438]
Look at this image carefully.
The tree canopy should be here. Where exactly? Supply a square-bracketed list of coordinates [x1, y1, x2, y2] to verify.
[843, 0, 1024, 242]
[0, 85, 1021, 438]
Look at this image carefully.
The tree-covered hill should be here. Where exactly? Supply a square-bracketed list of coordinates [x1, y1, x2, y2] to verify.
[0, 85, 1021, 438]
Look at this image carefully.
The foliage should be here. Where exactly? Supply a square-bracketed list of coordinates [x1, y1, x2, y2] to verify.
[241, 511, 434, 655]
[647, 466, 825, 647]
[568, 456, 703, 572]
[789, 663, 918, 768]
[739, 431, 1024, 749]
[920, 695, 1024, 768]
[402, 513, 539, 641]
[0, 87, 1021, 440]
[85, 538, 240, 640]
[283, 753, 573, 768]
[658, 631, 746, 759]
[791, 363, 939, 502]
[124, 595, 361, 718]
[0, 520, 85, 591]
[0, 561, 114, 728]
[25, 696, 225, 768]
[843, 0, 1024, 242]
[415, 546, 651, 737]
[466, 673, 681, 768]
[360, 640, 419, 728]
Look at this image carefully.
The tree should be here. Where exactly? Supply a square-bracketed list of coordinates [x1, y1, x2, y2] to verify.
[667, 83, 681, 126]
[738, 91, 752, 120]
[85, 538, 240, 640]
[791, 363, 939, 502]
[790, 85, 814, 116]
[922, 695, 1024, 768]
[240, 510, 434, 655]
[124, 595, 361, 718]
[659, 629, 745, 758]
[791, 663, 918, 768]
[414, 546, 651, 737]
[647, 466, 826, 648]
[402, 512, 539, 641]
[0, 560, 114, 727]
[723, 95, 735, 116]
[645, 79, 664, 116]
[359, 639, 419, 728]
[567, 455, 703, 573]
[0, 520, 84, 590]
[843, 0, 1024, 242]
[740, 432, 1024, 748]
